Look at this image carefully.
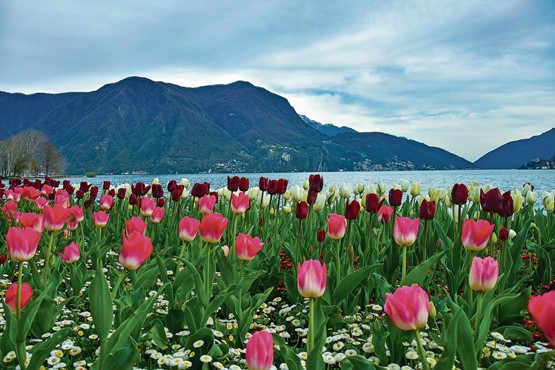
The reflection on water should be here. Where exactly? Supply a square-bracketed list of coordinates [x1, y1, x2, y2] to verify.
[67, 169, 554, 194]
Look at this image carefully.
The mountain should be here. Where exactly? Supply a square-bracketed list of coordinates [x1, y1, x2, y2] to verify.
[0, 77, 473, 174]
[474, 128, 555, 169]
[300, 115, 357, 136]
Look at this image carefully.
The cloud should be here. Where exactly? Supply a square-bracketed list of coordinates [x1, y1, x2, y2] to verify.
[1, 0, 554, 162]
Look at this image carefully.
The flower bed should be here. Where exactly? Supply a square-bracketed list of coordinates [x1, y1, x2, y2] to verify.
[0, 176, 554, 370]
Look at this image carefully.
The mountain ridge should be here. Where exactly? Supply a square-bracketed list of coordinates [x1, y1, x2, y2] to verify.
[0, 76, 474, 174]
[474, 128, 555, 169]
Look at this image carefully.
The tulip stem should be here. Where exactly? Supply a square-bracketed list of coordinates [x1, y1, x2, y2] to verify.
[414, 329, 430, 370]
[204, 243, 212, 299]
[42, 232, 55, 284]
[110, 271, 126, 300]
[308, 298, 315, 356]
[16, 262, 23, 320]
[335, 239, 341, 284]
[401, 246, 407, 282]
[475, 292, 484, 333]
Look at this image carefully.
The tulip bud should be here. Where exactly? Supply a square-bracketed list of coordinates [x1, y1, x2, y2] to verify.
[526, 191, 537, 205]
[317, 229, 326, 243]
[429, 301, 437, 319]
[397, 179, 410, 192]
[354, 183, 365, 195]
[410, 182, 421, 197]
[313, 193, 326, 212]
[339, 182, 352, 198]
[499, 227, 509, 241]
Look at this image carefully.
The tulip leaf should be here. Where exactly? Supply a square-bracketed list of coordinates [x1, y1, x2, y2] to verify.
[434, 309, 463, 370]
[401, 250, 446, 286]
[474, 292, 518, 354]
[454, 306, 477, 370]
[100, 338, 141, 370]
[27, 328, 71, 370]
[272, 333, 303, 370]
[149, 319, 169, 350]
[89, 263, 114, 342]
[340, 355, 385, 369]
[181, 258, 208, 307]
[333, 263, 380, 304]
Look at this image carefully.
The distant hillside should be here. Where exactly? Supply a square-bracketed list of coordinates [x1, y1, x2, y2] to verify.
[0, 77, 473, 174]
[300, 115, 357, 136]
[474, 128, 555, 169]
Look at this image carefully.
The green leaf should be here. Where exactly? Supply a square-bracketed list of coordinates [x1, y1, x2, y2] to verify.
[401, 250, 446, 286]
[475, 292, 518, 354]
[455, 306, 478, 370]
[26, 328, 71, 370]
[89, 264, 114, 342]
[101, 338, 141, 370]
[181, 258, 208, 307]
[340, 355, 384, 370]
[149, 319, 169, 350]
[272, 333, 303, 370]
[333, 263, 380, 304]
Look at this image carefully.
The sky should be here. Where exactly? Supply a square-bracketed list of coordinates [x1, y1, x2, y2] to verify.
[1, 1, 554, 162]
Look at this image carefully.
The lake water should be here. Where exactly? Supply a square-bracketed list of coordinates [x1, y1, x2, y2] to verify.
[67, 169, 554, 194]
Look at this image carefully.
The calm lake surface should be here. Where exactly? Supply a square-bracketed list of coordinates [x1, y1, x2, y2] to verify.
[68, 169, 554, 194]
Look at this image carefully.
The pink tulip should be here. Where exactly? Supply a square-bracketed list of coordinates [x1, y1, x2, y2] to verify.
[231, 192, 250, 214]
[327, 213, 346, 240]
[21, 186, 41, 201]
[529, 290, 555, 345]
[125, 216, 148, 236]
[99, 195, 114, 210]
[6, 227, 42, 262]
[393, 217, 420, 247]
[92, 211, 110, 228]
[19, 213, 44, 234]
[385, 284, 430, 331]
[139, 197, 156, 217]
[235, 233, 264, 261]
[70, 205, 85, 223]
[378, 205, 394, 224]
[41, 184, 54, 196]
[150, 207, 165, 223]
[35, 197, 49, 210]
[469, 257, 499, 292]
[461, 219, 494, 251]
[119, 231, 154, 270]
[5, 282, 33, 313]
[43, 204, 72, 231]
[58, 242, 80, 263]
[246, 330, 274, 370]
[54, 192, 70, 208]
[297, 259, 327, 298]
[199, 194, 217, 214]
[199, 213, 228, 243]
[179, 216, 200, 242]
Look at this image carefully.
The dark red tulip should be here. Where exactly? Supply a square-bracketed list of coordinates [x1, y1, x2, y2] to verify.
[210, 191, 219, 203]
[103, 181, 111, 190]
[84, 198, 94, 208]
[259, 177, 269, 192]
[63, 180, 71, 190]
[345, 200, 361, 220]
[239, 177, 249, 192]
[108, 189, 115, 197]
[151, 184, 164, 199]
[480, 188, 503, 214]
[167, 180, 177, 193]
[171, 189, 182, 202]
[191, 182, 210, 198]
[365, 193, 384, 213]
[117, 188, 127, 199]
[157, 198, 165, 207]
[76, 190, 85, 200]
[129, 194, 138, 206]
[317, 229, 326, 243]
[419, 199, 436, 221]
[307, 190, 318, 205]
[65, 184, 75, 195]
[276, 179, 288, 195]
[49, 179, 60, 188]
[499, 227, 509, 241]
[227, 176, 240, 192]
[267, 180, 277, 195]
[79, 181, 91, 192]
[89, 186, 99, 198]
[389, 189, 403, 207]
[498, 191, 514, 218]
[451, 183, 469, 205]
[309, 174, 324, 193]
[132, 182, 150, 196]
[296, 201, 309, 219]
